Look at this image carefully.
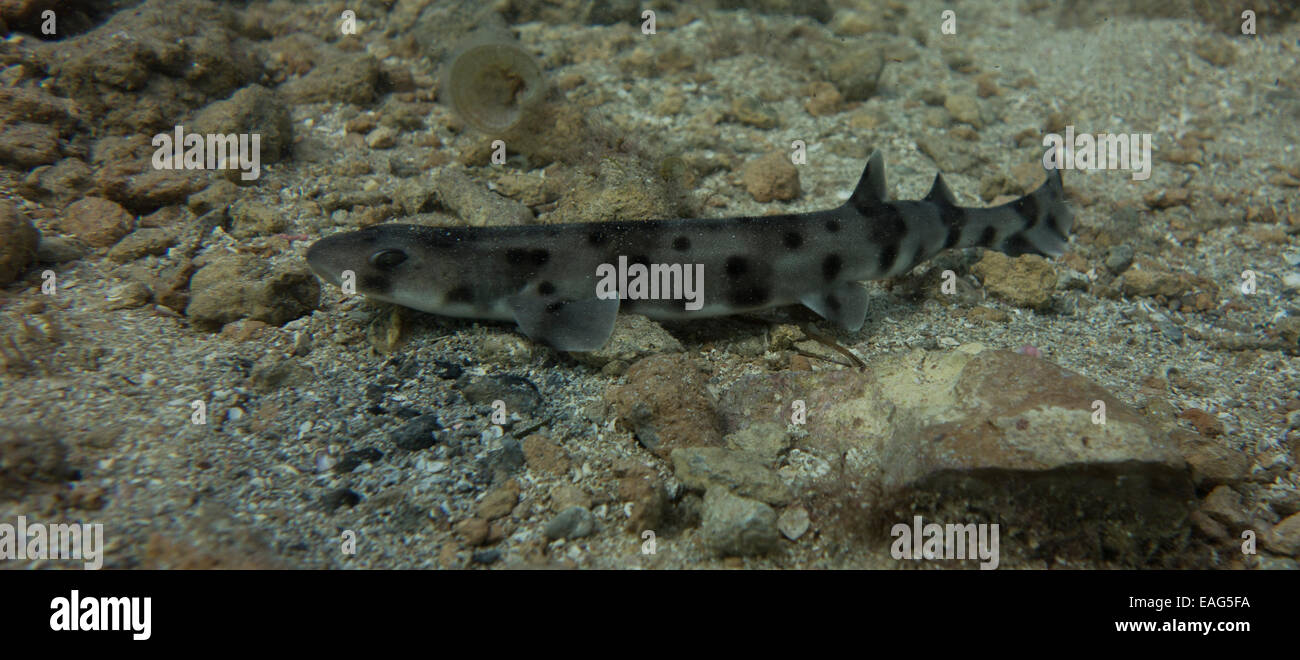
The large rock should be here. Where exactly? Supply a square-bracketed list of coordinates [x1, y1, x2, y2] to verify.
[671, 447, 792, 506]
[607, 354, 722, 458]
[185, 253, 319, 329]
[717, 345, 1195, 566]
[700, 487, 780, 557]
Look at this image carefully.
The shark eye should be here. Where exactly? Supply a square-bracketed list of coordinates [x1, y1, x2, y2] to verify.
[369, 249, 407, 270]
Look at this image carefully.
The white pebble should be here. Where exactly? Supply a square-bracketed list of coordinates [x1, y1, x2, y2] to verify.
[1281, 272, 1300, 292]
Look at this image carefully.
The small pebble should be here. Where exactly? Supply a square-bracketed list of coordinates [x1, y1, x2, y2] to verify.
[777, 506, 810, 540]
[544, 506, 595, 540]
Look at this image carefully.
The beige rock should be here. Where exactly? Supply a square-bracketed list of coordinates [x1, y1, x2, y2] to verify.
[671, 447, 793, 506]
[717, 346, 1194, 565]
[477, 480, 520, 521]
[742, 151, 801, 203]
[62, 197, 134, 247]
[972, 251, 1058, 309]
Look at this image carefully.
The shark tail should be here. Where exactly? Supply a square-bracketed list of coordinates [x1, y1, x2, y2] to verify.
[985, 167, 1073, 257]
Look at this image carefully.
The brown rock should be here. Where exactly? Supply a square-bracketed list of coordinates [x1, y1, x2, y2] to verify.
[0, 201, 39, 284]
[19, 157, 94, 207]
[551, 484, 591, 512]
[1173, 430, 1250, 486]
[0, 122, 61, 168]
[454, 518, 490, 546]
[147, 501, 285, 569]
[718, 346, 1193, 565]
[1189, 510, 1228, 541]
[1202, 485, 1248, 528]
[62, 197, 135, 247]
[280, 50, 380, 106]
[35, 1, 260, 135]
[972, 251, 1058, 309]
[522, 433, 570, 475]
[619, 471, 668, 533]
[106, 227, 176, 263]
[1265, 513, 1300, 556]
[742, 151, 801, 203]
[0, 87, 78, 129]
[607, 354, 722, 458]
[189, 85, 293, 163]
[1119, 266, 1194, 298]
[477, 480, 520, 520]
[185, 254, 319, 328]
[438, 543, 461, 568]
[1179, 408, 1224, 437]
[804, 81, 844, 117]
[943, 93, 981, 127]
[1144, 188, 1191, 209]
[0, 425, 74, 499]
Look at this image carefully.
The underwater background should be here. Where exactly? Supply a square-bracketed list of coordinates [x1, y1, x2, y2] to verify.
[1, 0, 1299, 569]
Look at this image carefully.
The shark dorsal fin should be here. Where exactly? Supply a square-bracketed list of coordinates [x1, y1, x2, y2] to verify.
[848, 151, 887, 208]
[924, 172, 957, 206]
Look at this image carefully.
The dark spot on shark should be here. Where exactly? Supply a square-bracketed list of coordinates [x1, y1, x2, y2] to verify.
[506, 247, 550, 267]
[826, 294, 841, 312]
[546, 301, 565, 314]
[1002, 235, 1035, 257]
[822, 254, 843, 281]
[783, 231, 803, 249]
[427, 231, 459, 249]
[1014, 194, 1040, 227]
[826, 219, 841, 233]
[727, 284, 770, 307]
[587, 230, 608, 246]
[672, 236, 690, 251]
[939, 204, 964, 249]
[538, 281, 556, 295]
[724, 256, 749, 277]
[879, 241, 899, 275]
[867, 205, 906, 245]
[446, 285, 474, 303]
[978, 226, 997, 247]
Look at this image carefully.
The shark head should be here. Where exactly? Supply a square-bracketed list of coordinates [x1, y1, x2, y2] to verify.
[306, 225, 448, 312]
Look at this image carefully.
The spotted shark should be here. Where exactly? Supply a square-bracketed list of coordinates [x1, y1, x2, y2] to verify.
[306, 152, 1071, 351]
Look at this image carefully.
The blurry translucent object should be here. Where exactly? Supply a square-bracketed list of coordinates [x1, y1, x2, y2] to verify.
[442, 26, 545, 134]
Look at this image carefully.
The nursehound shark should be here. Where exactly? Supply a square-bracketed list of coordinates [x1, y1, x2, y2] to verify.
[307, 152, 1071, 351]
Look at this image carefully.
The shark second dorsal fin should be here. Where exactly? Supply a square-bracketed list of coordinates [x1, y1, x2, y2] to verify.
[847, 151, 887, 208]
[924, 172, 957, 206]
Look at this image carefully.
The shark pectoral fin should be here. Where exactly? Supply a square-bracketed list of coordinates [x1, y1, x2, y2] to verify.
[799, 283, 869, 332]
[507, 294, 620, 352]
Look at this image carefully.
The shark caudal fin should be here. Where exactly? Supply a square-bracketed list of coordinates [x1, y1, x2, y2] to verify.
[980, 166, 1073, 258]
